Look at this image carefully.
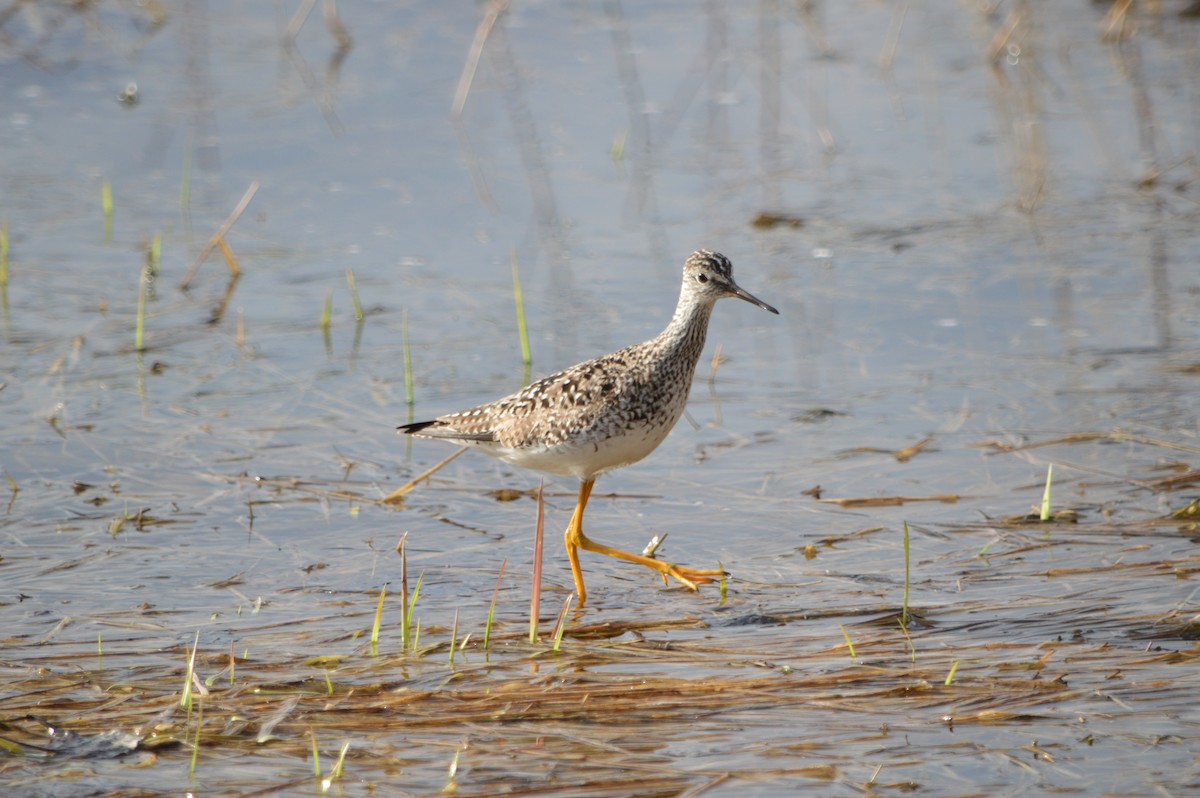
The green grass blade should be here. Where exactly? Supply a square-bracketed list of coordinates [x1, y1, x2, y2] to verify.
[1040, 464, 1053, 521]
[321, 741, 351, 793]
[399, 536, 410, 650]
[148, 232, 161, 276]
[483, 559, 506, 650]
[346, 267, 364, 321]
[406, 572, 424, 652]
[180, 630, 199, 709]
[838, 624, 857, 663]
[370, 582, 387, 656]
[310, 730, 321, 780]
[945, 660, 961, 686]
[552, 594, 572, 651]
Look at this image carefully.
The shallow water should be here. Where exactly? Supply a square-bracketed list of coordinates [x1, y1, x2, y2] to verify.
[2, 2, 1200, 796]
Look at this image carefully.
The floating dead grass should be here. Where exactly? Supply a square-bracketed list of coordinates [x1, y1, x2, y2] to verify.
[4, 576, 1199, 796]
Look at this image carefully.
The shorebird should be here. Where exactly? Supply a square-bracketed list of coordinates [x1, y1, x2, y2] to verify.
[398, 249, 778, 605]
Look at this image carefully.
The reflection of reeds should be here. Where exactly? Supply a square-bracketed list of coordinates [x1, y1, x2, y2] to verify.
[101, 180, 113, 242]
[986, 4, 1048, 211]
[0, 217, 8, 285]
[188, 699, 203, 776]
[320, 288, 333, 353]
[402, 307, 414, 406]
[345, 267, 364, 322]
[510, 249, 532, 368]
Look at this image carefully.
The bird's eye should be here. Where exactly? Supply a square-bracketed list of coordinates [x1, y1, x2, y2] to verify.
[697, 273, 709, 283]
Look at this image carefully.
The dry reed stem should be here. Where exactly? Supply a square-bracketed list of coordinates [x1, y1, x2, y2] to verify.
[381, 446, 469, 504]
[815, 494, 960, 508]
[179, 181, 259, 290]
[1100, 0, 1134, 43]
[215, 235, 242, 277]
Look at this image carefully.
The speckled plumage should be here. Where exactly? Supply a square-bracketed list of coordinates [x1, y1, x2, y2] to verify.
[398, 249, 778, 605]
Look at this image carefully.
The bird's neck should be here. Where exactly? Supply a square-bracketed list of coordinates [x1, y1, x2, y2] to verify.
[655, 293, 715, 361]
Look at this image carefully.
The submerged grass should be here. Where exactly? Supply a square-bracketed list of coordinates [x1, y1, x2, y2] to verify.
[6, 594, 1197, 796]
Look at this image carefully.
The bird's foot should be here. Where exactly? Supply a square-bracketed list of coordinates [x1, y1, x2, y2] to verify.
[659, 562, 726, 591]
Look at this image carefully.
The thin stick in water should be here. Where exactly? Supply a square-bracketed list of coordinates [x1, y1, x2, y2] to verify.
[901, 521, 911, 629]
[529, 479, 544, 644]
[397, 533, 409, 650]
[216, 235, 242, 277]
[381, 446, 467, 504]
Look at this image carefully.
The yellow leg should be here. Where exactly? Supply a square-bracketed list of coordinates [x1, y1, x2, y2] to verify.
[563, 479, 595, 606]
[564, 478, 725, 607]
